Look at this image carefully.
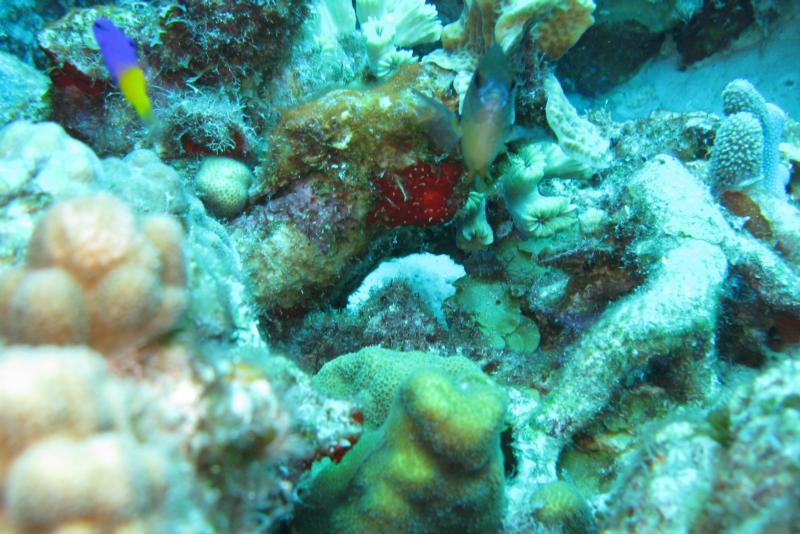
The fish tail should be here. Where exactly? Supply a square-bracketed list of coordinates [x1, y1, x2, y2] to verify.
[118, 66, 154, 122]
[412, 91, 461, 153]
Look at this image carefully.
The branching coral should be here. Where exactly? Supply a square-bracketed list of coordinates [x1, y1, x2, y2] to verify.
[710, 79, 789, 196]
[709, 79, 800, 267]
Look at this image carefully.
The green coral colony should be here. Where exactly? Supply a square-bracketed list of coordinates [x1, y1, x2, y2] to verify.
[1, 0, 800, 532]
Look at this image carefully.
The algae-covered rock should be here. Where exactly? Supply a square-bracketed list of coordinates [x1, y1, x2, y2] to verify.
[0, 52, 50, 127]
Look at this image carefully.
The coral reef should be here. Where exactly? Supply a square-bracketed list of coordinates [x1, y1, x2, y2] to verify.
[2, 0, 799, 531]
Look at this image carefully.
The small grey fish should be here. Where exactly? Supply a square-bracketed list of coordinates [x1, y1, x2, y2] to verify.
[417, 45, 544, 179]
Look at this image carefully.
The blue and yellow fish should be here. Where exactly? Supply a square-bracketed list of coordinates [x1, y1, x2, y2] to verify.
[92, 18, 154, 123]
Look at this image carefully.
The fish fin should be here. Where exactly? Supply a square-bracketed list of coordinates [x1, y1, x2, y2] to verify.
[413, 90, 461, 153]
[506, 125, 552, 144]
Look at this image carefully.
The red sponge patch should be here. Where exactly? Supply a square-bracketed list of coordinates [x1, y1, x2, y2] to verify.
[372, 161, 463, 227]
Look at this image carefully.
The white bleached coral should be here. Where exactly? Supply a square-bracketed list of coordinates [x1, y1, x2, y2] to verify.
[357, 0, 442, 78]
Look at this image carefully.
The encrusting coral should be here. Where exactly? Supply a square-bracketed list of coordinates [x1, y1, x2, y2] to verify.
[0, 193, 187, 357]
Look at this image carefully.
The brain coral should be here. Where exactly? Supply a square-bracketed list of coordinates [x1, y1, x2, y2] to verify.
[194, 156, 253, 219]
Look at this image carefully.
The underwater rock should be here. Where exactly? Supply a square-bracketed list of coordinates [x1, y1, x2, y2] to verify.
[603, 418, 722, 533]
[556, 20, 665, 96]
[673, 0, 755, 68]
[234, 65, 467, 317]
[696, 358, 800, 532]
[158, 0, 308, 86]
[0, 52, 50, 127]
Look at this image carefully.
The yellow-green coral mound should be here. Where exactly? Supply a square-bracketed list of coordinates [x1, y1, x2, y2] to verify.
[297, 348, 507, 533]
